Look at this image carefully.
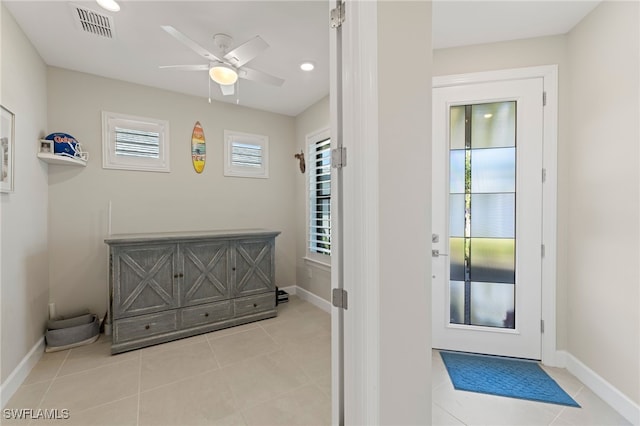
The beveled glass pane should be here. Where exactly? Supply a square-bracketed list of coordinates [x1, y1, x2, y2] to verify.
[471, 193, 515, 238]
[449, 194, 466, 238]
[470, 238, 515, 283]
[450, 149, 465, 194]
[471, 147, 515, 193]
[471, 102, 516, 149]
[450, 106, 466, 150]
[470, 282, 515, 328]
[449, 237, 465, 282]
[450, 280, 465, 325]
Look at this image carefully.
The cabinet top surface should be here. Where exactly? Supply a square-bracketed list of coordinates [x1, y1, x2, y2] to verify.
[105, 229, 280, 245]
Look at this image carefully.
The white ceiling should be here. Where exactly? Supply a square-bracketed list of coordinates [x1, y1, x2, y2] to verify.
[4, 1, 600, 117]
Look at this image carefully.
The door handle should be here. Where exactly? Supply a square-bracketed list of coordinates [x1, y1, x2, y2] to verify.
[432, 249, 449, 257]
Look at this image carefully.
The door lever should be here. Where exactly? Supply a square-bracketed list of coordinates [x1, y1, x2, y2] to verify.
[432, 249, 449, 257]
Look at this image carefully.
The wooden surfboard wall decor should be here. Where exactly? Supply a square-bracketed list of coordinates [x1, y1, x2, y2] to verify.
[191, 121, 206, 173]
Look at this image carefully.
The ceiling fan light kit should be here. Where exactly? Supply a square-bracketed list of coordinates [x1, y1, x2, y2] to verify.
[209, 63, 238, 85]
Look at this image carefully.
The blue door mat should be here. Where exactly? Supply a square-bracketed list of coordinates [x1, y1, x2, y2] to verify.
[439, 351, 580, 407]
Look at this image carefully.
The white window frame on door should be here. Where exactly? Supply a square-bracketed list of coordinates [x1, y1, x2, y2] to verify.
[433, 65, 559, 366]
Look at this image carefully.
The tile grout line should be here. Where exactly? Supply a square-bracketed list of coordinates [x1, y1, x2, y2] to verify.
[204, 331, 223, 371]
[32, 349, 72, 411]
[433, 400, 468, 426]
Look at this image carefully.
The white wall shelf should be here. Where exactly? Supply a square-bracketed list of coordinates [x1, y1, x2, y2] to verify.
[38, 139, 88, 167]
[37, 152, 87, 167]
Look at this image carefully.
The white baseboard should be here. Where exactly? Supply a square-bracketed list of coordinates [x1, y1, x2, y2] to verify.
[1, 337, 45, 409]
[290, 286, 332, 314]
[558, 350, 640, 425]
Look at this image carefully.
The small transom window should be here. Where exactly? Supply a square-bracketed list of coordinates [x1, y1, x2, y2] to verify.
[224, 130, 269, 179]
[102, 111, 170, 172]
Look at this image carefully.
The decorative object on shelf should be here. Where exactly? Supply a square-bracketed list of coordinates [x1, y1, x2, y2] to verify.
[0, 105, 15, 193]
[44, 132, 88, 161]
[294, 150, 305, 173]
[191, 121, 206, 173]
[40, 139, 52, 153]
[38, 132, 89, 166]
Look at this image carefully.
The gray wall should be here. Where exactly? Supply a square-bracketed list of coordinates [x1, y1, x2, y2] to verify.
[378, 2, 432, 424]
[0, 6, 49, 384]
[566, 1, 639, 404]
[46, 68, 298, 317]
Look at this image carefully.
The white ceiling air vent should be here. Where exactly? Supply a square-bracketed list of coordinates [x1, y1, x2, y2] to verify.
[70, 4, 115, 39]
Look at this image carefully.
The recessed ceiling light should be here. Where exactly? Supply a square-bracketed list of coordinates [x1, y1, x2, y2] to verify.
[300, 61, 315, 71]
[96, 0, 120, 12]
[484, 113, 493, 119]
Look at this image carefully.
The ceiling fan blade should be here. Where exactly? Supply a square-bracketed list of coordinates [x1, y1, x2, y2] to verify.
[239, 67, 285, 87]
[159, 64, 209, 71]
[161, 25, 222, 62]
[220, 84, 235, 96]
[223, 36, 269, 68]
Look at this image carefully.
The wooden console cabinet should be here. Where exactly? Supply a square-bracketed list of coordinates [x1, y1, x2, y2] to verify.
[105, 230, 280, 354]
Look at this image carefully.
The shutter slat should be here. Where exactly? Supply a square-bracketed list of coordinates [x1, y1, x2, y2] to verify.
[115, 127, 160, 159]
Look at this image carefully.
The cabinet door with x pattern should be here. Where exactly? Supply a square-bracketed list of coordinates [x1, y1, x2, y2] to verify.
[181, 240, 230, 306]
[233, 238, 275, 297]
[112, 244, 178, 319]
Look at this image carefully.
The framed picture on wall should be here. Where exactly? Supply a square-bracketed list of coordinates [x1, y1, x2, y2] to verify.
[0, 105, 15, 193]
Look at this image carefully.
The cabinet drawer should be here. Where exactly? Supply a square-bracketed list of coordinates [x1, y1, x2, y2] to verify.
[181, 301, 232, 328]
[114, 311, 178, 343]
[234, 293, 275, 317]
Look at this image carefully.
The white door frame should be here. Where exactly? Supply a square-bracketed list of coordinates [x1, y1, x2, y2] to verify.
[331, 0, 381, 424]
[433, 65, 559, 366]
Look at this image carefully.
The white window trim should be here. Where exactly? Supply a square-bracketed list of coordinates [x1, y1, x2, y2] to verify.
[307, 127, 331, 262]
[224, 130, 269, 179]
[102, 111, 170, 172]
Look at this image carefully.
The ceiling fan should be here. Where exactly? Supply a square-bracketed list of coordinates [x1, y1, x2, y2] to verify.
[160, 25, 284, 97]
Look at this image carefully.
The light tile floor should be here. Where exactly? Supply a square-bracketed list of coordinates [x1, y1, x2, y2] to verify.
[4, 296, 630, 426]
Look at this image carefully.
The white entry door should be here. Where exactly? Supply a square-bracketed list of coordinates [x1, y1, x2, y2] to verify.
[432, 78, 544, 360]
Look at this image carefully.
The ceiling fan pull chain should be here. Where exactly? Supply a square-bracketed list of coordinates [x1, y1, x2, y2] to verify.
[208, 75, 212, 104]
[236, 80, 240, 105]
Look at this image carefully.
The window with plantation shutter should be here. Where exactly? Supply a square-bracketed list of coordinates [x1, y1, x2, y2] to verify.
[309, 134, 331, 256]
[102, 111, 170, 172]
[224, 130, 269, 178]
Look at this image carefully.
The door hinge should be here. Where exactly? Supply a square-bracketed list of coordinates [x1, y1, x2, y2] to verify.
[332, 147, 347, 169]
[541, 319, 545, 333]
[543, 91, 547, 106]
[542, 168, 547, 183]
[332, 288, 348, 310]
[330, 2, 345, 29]
[541, 244, 546, 258]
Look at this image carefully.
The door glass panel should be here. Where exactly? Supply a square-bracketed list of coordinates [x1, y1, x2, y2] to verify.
[471, 102, 516, 148]
[471, 194, 515, 238]
[450, 150, 466, 194]
[471, 147, 515, 193]
[449, 194, 466, 237]
[470, 282, 515, 327]
[450, 281, 465, 325]
[469, 238, 515, 283]
[450, 106, 466, 150]
[449, 237, 465, 282]
[448, 102, 517, 329]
